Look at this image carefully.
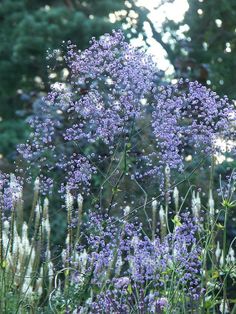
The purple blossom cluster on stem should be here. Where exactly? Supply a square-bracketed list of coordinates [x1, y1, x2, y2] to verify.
[149, 80, 236, 174]
[65, 212, 202, 312]
[17, 30, 236, 195]
[0, 173, 22, 218]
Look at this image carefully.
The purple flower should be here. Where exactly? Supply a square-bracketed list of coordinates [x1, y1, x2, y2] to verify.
[114, 276, 130, 289]
[67, 211, 202, 312]
[17, 31, 236, 196]
[156, 297, 168, 311]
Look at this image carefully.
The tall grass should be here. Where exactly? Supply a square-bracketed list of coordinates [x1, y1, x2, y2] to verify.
[1, 172, 234, 313]
[0, 177, 53, 313]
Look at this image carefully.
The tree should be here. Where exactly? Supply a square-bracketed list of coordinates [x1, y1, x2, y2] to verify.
[160, 0, 236, 98]
[0, 0, 126, 119]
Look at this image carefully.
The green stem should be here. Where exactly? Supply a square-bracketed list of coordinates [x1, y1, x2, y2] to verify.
[152, 204, 156, 241]
[0, 205, 2, 266]
[222, 205, 228, 314]
[164, 166, 170, 233]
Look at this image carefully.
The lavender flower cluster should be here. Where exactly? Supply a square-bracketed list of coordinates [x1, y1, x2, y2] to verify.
[148, 80, 236, 175]
[65, 212, 202, 313]
[0, 173, 22, 218]
[17, 30, 236, 194]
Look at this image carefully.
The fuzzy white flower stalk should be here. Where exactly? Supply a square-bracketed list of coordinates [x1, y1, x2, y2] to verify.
[159, 205, 166, 240]
[22, 281, 32, 296]
[28, 176, 40, 227]
[5, 222, 20, 268]
[152, 199, 157, 241]
[123, 205, 130, 217]
[3, 221, 10, 253]
[61, 248, 67, 265]
[220, 251, 224, 268]
[65, 210, 72, 290]
[34, 176, 40, 202]
[128, 257, 137, 278]
[115, 255, 123, 276]
[30, 203, 43, 284]
[35, 203, 41, 229]
[77, 194, 83, 210]
[42, 198, 51, 256]
[24, 263, 33, 290]
[226, 246, 235, 264]
[48, 261, 54, 288]
[18, 222, 32, 283]
[75, 194, 83, 248]
[2, 221, 10, 255]
[191, 191, 201, 218]
[13, 224, 20, 255]
[215, 241, 221, 262]
[173, 186, 179, 213]
[66, 187, 73, 265]
[43, 198, 49, 219]
[123, 205, 130, 225]
[208, 189, 215, 219]
[63, 187, 74, 293]
[34, 177, 40, 193]
[66, 187, 74, 213]
[219, 299, 229, 313]
[35, 267, 44, 297]
[21, 222, 30, 254]
[10, 174, 22, 203]
[164, 165, 171, 233]
[114, 276, 130, 289]
[10, 174, 24, 233]
[41, 198, 53, 293]
[131, 235, 139, 253]
[73, 249, 88, 283]
[78, 249, 88, 272]
[0, 186, 53, 308]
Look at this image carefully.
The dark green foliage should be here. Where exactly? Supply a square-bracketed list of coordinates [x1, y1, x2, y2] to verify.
[0, 119, 29, 158]
[0, 0, 126, 157]
[162, 0, 236, 98]
[0, 0, 125, 119]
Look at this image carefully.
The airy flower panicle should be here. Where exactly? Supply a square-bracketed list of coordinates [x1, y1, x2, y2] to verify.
[17, 30, 236, 195]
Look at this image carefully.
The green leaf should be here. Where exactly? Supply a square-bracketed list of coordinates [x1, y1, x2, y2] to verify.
[127, 284, 132, 294]
[172, 215, 182, 227]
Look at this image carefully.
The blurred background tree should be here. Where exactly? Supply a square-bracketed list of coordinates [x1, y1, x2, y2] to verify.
[155, 0, 236, 98]
[0, 0, 128, 117]
[0, 0, 127, 160]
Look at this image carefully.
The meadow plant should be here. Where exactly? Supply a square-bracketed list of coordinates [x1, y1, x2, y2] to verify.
[48, 183, 236, 313]
[0, 30, 235, 313]
[17, 30, 236, 196]
[0, 175, 53, 312]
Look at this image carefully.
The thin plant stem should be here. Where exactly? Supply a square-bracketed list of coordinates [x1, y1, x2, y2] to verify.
[222, 204, 229, 314]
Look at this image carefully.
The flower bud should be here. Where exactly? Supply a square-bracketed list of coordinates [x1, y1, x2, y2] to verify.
[152, 199, 157, 211]
[192, 191, 201, 218]
[220, 251, 224, 267]
[114, 276, 130, 289]
[209, 189, 214, 217]
[77, 194, 83, 210]
[173, 186, 179, 211]
[159, 205, 165, 225]
[219, 300, 229, 313]
[215, 241, 221, 261]
[123, 206, 130, 216]
[226, 247, 235, 264]
[66, 187, 73, 213]
[34, 177, 40, 193]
